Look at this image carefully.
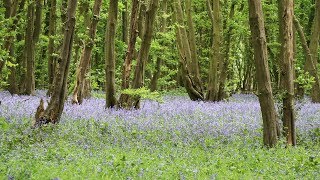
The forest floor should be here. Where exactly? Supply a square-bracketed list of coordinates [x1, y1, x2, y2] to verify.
[0, 90, 319, 179]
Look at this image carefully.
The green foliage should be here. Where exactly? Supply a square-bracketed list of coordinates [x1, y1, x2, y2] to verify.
[295, 68, 315, 94]
[122, 87, 163, 103]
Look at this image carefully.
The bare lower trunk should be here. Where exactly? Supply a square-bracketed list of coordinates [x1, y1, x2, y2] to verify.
[34, 0, 78, 126]
[105, 0, 119, 108]
[248, 0, 278, 147]
[278, 0, 296, 146]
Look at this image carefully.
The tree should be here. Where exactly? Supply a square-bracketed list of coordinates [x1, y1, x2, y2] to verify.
[105, 0, 119, 108]
[206, 0, 222, 101]
[248, 0, 278, 147]
[47, 0, 57, 96]
[218, 1, 236, 100]
[306, 0, 320, 102]
[278, 0, 296, 146]
[150, 0, 168, 92]
[34, 0, 78, 126]
[173, 0, 204, 101]
[118, 0, 140, 107]
[72, 0, 103, 104]
[293, 15, 320, 102]
[129, 0, 159, 108]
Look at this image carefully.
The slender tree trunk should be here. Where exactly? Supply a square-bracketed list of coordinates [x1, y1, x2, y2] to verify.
[293, 15, 320, 101]
[129, 0, 159, 108]
[278, 0, 296, 146]
[105, 0, 119, 108]
[206, 0, 222, 101]
[150, 0, 168, 92]
[72, 0, 103, 104]
[34, 0, 78, 126]
[118, 0, 139, 107]
[173, 0, 204, 101]
[23, 0, 36, 95]
[47, 0, 57, 96]
[122, 0, 128, 44]
[138, 0, 146, 39]
[186, 0, 202, 88]
[218, 2, 236, 100]
[248, 0, 278, 147]
[308, 0, 320, 102]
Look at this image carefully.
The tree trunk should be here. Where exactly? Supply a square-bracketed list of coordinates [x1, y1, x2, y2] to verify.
[293, 15, 320, 101]
[128, 0, 159, 108]
[150, 0, 168, 92]
[218, 2, 236, 100]
[34, 0, 78, 126]
[105, 0, 119, 108]
[122, 0, 128, 44]
[118, 0, 139, 107]
[278, 0, 296, 146]
[248, 0, 278, 147]
[173, 0, 204, 101]
[138, 0, 146, 39]
[206, 0, 222, 101]
[23, 0, 36, 95]
[47, 0, 57, 96]
[72, 0, 103, 104]
[308, 0, 320, 102]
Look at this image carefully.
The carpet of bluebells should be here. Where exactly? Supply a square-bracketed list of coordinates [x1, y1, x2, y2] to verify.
[0, 90, 319, 179]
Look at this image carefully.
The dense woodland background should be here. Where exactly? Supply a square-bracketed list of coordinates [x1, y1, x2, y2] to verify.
[0, 0, 319, 147]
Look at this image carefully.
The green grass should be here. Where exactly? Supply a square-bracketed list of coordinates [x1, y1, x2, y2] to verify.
[0, 119, 319, 179]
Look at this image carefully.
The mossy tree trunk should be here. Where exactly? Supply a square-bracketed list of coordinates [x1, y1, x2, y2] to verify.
[173, 0, 204, 101]
[72, 0, 103, 104]
[206, 0, 222, 101]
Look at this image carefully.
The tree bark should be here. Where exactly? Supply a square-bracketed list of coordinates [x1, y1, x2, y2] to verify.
[173, 0, 204, 101]
[278, 0, 296, 146]
[308, 0, 320, 102]
[122, 0, 128, 44]
[118, 0, 139, 107]
[105, 0, 119, 108]
[293, 15, 320, 101]
[206, 0, 222, 101]
[34, 0, 78, 126]
[47, 0, 57, 96]
[72, 0, 103, 104]
[129, 0, 159, 108]
[248, 0, 278, 147]
[218, 2, 236, 100]
[23, 0, 36, 95]
[150, 0, 168, 92]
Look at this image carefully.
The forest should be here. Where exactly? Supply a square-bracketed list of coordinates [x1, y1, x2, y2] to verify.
[0, 0, 319, 178]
